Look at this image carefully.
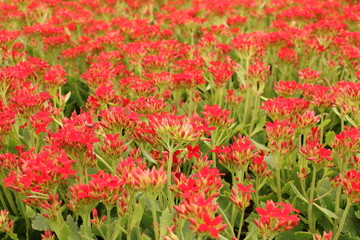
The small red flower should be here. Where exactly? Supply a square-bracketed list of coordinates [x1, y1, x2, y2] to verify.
[187, 144, 201, 159]
[255, 200, 300, 238]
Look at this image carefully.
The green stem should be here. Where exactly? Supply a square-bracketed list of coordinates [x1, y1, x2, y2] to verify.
[81, 211, 92, 238]
[249, 91, 261, 134]
[276, 165, 282, 202]
[237, 212, 245, 239]
[217, 205, 236, 238]
[3, 188, 19, 216]
[333, 199, 352, 240]
[307, 167, 317, 233]
[106, 205, 112, 240]
[242, 90, 251, 127]
[254, 178, 260, 208]
[274, 152, 282, 202]
[16, 194, 30, 239]
[166, 146, 174, 212]
[320, 111, 325, 144]
[333, 186, 342, 232]
[230, 172, 237, 227]
[127, 193, 135, 239]
[150, 197, 159, 240]
[8, 233, 19, 240]
[95, 153, 115, 174]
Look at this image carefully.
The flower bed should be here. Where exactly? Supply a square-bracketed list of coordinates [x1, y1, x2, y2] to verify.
[0, 0, 359, 239]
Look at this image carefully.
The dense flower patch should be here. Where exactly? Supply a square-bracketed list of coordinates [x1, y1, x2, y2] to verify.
[0, 0, 359, 239]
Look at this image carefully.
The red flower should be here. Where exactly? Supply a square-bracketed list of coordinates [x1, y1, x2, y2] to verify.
[255, 200, 300, 238]
[202, 105, 234, 128]
[195, 213, 227, 238]
[187, 144, 200, 159]
[230, 183, 254, 211]
[334, 170, 360, 203]
[314, 230, 332, 240]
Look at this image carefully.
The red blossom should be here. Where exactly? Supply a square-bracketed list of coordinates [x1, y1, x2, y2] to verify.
[255, 200, 300, 238]
[187, 144, 201, 159]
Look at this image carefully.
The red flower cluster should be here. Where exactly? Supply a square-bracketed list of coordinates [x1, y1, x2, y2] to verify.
[255, 200, 300, 238]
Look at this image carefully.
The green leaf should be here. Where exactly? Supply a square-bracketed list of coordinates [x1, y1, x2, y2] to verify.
[325, 131, 335, 146]
[25, 205, 36, 219]
[319, 119, 331, 129]
[58, 224, 73, 240]
[66, 215, 81, 239]
[290, 183, 308, 203]
[313, 203, 338, 219]
[221, 181, 231, 197]
[282, 180, 294, 194]
[32, 214, 50, 231]
[130, 194, 146, 230]
[264, 155, 275, 169]
[243, 222, 258, 240]
[355, 210, 360, 220]
[250, 115, 266, 137]
[276, 223, 312, 240]
[141, 148, 157, 164]
[339, 232, 360, 240]
[343, 206, 360, 236]
[332, 107, 342, 117]
[159, 208, 172, 238]
[141, 234, 152, 240]
[294, 231, 313, 238]
[64, 91, 71, 103]
[251, 139, 270, 152]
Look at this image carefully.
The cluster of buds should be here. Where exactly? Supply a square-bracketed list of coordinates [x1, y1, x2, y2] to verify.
[202, 104, 234, 128]
[127, 96, 167, 115]
[0, 101, 16, 142]
[225, 90, 243, 106]
[86, 171, 125, 206]
[211, 134, 257, 171]
[300, 128, 333, 167]
[230, 183, 254, 211]
[266, 119, 297, 155]
[274, 80, 299, 98]
[99, 107, 139, 136]
[298, 68, 321, 84]
[39, 194, 62, 220]
[246, 62, 271, 86]
[90, 208, 107, 227]
[67, 184, 100, 214]
[3, 148, 76, 199]
[67, 171, 125, 213]
[297, 167, 309, 180]
[0, 210, 14, 234]
[40, 231, 56, 240]
[333, 170, 360, 203]
[278, 47, 298, 64]
[250, 154, 272, 178]
[261, 97, 310, 121]
[116, 157, 147, 189]
[314, 230, 332, 240]
[333, 81, 360, 116]
[98, 134, 128, 167]
[129, 166, 167, 197]
[145, 113, 207, 147]
[331, 127, 360, 158]
[174, 194, 226, 239]
[171, 167, 224, 199]
[254, 200, 300, 239]
[295, 110, 320, 131]
[208, 60, 237, 87]
[151, 149, 184, 173]
[49, 112, 99, 168]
